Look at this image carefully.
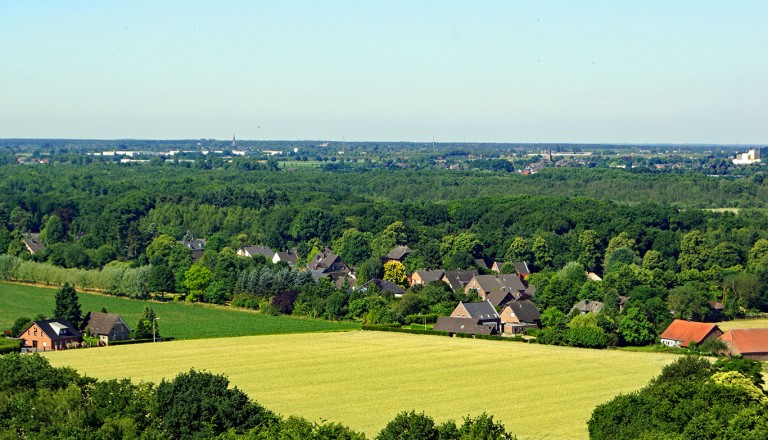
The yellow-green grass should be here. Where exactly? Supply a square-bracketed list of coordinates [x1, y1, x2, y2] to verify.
[718, 318, 768, 330]
[45, 331, 678, 439]
[0, 282, 358, 339]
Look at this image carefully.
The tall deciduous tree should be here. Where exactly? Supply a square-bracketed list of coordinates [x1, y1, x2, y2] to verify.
[383, 260, 409, 288]
[52, 282, 82, 328]
[577, 229, 601, 271]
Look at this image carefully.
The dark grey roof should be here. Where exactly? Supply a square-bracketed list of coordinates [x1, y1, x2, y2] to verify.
[506, 300, 541, 324]
[386, 245, 413, 260]
[486, 290, 514, 308]
[472, 274, 527, 294]
[81, 312, 130, 336]
[433, 317, 495, 335]
[25, 318, 81, 341]
[181, 239, 206, 251]
[571, 300, 603, 314]
[413, 270, 445, 284]
[22, 233, 46, 254]
[363, 279, 405, 295]
[274, 249, 298, 266]
[442, 270, 478, 292]
[474, 258, 492, 270]
[461, 301, 500, 320]
[513, 261, 530, 276]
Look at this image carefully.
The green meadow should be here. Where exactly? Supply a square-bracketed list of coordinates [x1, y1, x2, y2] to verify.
[0, 282, 358, 339]
[46, 331, 678, 439]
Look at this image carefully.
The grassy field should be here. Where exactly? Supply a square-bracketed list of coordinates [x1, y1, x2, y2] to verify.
[0, 282, 358, 339]
[45, 331, 678, 439]
[718, 318, 768, 330]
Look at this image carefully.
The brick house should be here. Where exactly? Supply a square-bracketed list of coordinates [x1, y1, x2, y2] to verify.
[19, 318, 81, 351]
[499, 300, 541, 335]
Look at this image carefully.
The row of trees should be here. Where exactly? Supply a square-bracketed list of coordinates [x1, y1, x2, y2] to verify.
[0, 353, 517, 439]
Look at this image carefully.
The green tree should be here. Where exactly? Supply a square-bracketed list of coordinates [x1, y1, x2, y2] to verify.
[504, 237, 531, 263]
[183, 264, 213, 301]
[604, 232, 635, 258]
[333, 228, 373, 267]
[357, 257, 384, 284]
[577, 229, 601, 271]
[618, 308, 656, 346]
[10, 316, 32, 337]
[375, 411, 439, 440]
[52, 282, 82, 328]
[667, 283, 710, 321]
[678, 230, 709, 271]
[531, 236, 553, 270]
[40, 215, 66, 245]
[156, 369, 276, 439]
[134, 306, 158, 339]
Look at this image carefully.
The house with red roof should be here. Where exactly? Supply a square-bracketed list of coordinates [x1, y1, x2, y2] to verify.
[659, 319, 723, 348]
[719, 328, 768, 361]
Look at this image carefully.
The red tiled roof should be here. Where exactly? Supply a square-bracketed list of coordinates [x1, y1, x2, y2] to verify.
[660, 319, 721, 348]
[719, 329, 768, 355]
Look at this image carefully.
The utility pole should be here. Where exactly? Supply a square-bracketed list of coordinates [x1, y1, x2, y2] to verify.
[153, 317, 160, 342]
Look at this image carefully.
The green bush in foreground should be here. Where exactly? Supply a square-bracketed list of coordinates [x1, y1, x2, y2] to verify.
[588, 356, 768, 439]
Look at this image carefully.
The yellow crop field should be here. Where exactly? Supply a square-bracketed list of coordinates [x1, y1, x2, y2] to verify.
[45, 331, 678, 439]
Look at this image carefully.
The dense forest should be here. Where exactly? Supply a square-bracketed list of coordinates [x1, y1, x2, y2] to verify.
[2, 158, 768, 346]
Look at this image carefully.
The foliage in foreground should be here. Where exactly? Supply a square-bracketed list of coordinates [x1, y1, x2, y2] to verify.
[588, 355, 768, 439]
[0, 353, 516, 439]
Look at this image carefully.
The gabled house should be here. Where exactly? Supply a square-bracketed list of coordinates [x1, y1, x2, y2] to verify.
[571, 299, 603, 315]
[410, 269, 445, 286]
[237, 245, 276, 260]
[659, 320, 723, 348]
[384, 245, 413, 263]
[500, 300, 541, 335]
[441, 270, 478, 292]
[22, 233, 46, 255]
[360, 279, 406, 298]
[464, 274, 528, 301]
[81, 312, 131, 345]
[19, 318, 81, 351]
[180, 238, 206, 260]
[449, 300, 501, 332]
[719, 329, 768, 360]
[308, 249, 349, 273]
[273, 249, 299, 266]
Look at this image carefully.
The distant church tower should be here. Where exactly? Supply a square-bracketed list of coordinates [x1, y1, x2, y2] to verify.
[232, 135, 237, 149]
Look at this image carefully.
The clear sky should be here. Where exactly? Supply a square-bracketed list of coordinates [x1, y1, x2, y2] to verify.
[1, 1, 766, 143]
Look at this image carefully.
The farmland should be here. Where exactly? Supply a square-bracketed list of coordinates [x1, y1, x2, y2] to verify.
[0, 282, 358, 339]
[717, 318, 768, 330]
[45, 331, 678, 439]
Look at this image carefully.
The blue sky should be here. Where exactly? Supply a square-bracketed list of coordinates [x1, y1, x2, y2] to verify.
[1, 1, 766, 143]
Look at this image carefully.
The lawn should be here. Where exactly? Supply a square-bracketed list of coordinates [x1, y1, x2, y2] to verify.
[45, 331, 678, 439]
[718, 318, 768, 330]
[0, 282, 358, 339]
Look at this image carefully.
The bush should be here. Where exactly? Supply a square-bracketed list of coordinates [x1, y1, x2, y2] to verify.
[568, 326, 609, 348]
[0, 339, 21, 354]
[231, 293, 259, 309]
[403, 314, 439, 325]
